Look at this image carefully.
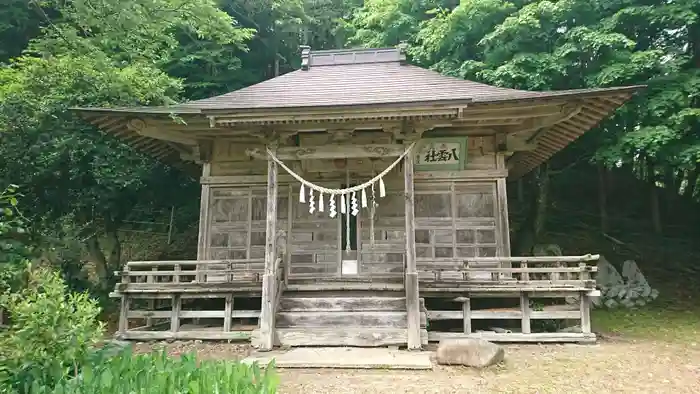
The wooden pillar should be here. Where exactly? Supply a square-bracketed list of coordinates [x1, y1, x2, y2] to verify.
[146, 267, 156, 327]
[118, 295, 129, 336]
[258, 156, 278, 351]
[197, 163, 212, 283]
[579, 264, 592, 334]
[496, 154, 511, 257]
[520, 292, 531, 334]
[170, 294, 181, 333]
[197, 163, 212, 260]
[580, 293, 592, 334]
[404, 149, 421, 350]
[462, 297, 472, 334]
[224, 295, 233, 332]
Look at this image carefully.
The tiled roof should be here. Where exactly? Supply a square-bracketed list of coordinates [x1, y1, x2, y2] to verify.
[72, 46, 644, 178]
[179, 47, 634, 111]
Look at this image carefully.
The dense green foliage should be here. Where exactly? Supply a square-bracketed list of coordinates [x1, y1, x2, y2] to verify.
[349, 0, 700, 190]
[41, 351, 277, 394]
[0, 264, 275, 394]
[0, 186, 31, 292]
[0, 265, 104, 393]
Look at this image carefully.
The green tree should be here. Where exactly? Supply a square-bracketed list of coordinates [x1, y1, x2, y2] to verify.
[348, 0, 700, 242]
[0, 0, 253, 288]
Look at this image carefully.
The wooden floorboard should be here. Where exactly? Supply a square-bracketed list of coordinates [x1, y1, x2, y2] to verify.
[428, 331, 596, 343]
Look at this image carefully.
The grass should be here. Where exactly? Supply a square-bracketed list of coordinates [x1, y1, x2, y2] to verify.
[593, 306, 700, 343]
[23, 348, 278, 394]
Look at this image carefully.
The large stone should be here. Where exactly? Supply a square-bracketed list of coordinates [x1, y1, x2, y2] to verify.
[435, 338, 505, 368]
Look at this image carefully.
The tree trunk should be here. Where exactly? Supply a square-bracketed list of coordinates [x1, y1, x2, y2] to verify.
[80, 211, 123, 289]
[664, 166, 679, 216]
[517, 178, 524, 204]
[647, 159, 662, 234]
[683, 164, 699, 200]
[84, 235, 109, 282]
[513, 164, 549, 255]
[532, 163, 549, 240]
[105, 214, 122, 272]
[598, 164, 609, 233]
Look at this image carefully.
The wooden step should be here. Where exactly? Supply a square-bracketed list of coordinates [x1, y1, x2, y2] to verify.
[279, 296, 408, 312]
[273, 327, 429, 347]
[277, 311, 428, 328]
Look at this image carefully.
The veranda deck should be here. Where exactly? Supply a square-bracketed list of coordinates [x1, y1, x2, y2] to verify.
[111, 254, 599, 344]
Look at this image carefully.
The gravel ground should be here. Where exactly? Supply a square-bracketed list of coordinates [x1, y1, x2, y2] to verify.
[134, 339, 700, 394]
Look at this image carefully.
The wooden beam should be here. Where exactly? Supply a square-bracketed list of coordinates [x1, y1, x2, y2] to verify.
[404, 141, 421, 350]
[245, 144, 406, 160]
[414, 169, 509, 180]
[127, 118, 197, 146]
[458, 105, 564, 121]
[216, 110, 458, 126]
[428, 331, 596, 343]
[258, 153, 278, 351]
[505, 134, 539, 152]
[272, 328, 426, 347]
[120, 330, 251, 341]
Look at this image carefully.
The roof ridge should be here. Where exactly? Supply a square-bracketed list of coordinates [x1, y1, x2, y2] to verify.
[304, 46, 407, 69]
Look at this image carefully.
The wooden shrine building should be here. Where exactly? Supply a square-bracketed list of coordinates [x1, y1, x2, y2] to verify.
[74, 46, 642, 350]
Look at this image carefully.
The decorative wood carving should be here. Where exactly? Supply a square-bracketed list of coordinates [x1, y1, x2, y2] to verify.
[245, 144, 406, 160]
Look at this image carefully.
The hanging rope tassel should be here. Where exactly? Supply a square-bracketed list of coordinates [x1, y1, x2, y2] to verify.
[351, 191, 359, 216]
[318, 192, 324, 212]
[265, 142, 416, 219]
[345, 207, 351, 252]
[308, 189, 315, 214]
[340, 194, 347, 214]
[329, 195, 337, 218]
[370, 182, 376, 246]
[361, 188, 368, 208]
[370, 200, 376, 247]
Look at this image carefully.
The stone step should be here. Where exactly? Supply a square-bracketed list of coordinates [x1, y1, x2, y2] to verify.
[279, 296, 408, 312]
[276, 311, 428, 328]
[273, 327, 429, 347]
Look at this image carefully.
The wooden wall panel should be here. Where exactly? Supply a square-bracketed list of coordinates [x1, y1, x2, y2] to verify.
[203, 134, 510, 281]
[413, 181, 501, 264]
[287, 183, 340, 278]
[206, 185, 288, 261]
[359, 187, 406, 275]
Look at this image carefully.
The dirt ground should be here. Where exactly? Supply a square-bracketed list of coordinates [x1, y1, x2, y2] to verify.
[134, 338, 700, 394]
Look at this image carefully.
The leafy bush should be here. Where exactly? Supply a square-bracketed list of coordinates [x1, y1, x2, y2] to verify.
[0, 265, 105, 393]
[33, 348, 278, 394]
[0, 185, 33, 293]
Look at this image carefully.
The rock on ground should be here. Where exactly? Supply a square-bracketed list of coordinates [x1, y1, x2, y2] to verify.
[435, 338, 505, 368]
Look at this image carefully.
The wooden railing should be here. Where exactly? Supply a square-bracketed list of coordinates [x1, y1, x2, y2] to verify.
[115, 259, 265, 287]
[420, 255, 600, 343]
[417, 254, 599, 289]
